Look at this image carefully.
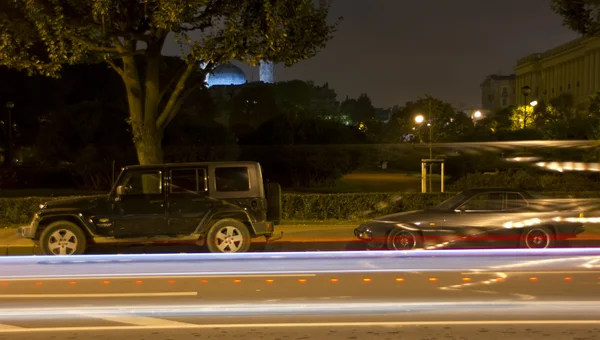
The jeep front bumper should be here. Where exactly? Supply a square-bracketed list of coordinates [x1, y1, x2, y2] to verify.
[17, 214, 39, 239]
[17, 225, 34, 238]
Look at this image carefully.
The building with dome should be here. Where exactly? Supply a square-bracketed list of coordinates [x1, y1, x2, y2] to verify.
[204, 60, 275, 129]
[205, 60, 274, 87]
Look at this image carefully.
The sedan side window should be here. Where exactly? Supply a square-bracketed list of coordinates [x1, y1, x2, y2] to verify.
[460, 192, 503, 211]
[506, 192, 528, 209]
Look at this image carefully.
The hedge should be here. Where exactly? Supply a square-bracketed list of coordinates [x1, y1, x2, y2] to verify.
[3, 191, 600, 225]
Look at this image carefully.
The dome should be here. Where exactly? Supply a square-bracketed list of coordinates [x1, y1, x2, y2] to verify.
[206, 64, 247, 87]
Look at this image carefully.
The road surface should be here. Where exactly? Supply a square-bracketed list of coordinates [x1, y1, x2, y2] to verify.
[0, 249, 599, 339]
[0, 301, 599, 339]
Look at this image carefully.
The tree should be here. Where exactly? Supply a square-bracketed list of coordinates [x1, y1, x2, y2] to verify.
[341, 93, 375, 125]
[0, 0, 340, 165]
[551, 0, 600, 36]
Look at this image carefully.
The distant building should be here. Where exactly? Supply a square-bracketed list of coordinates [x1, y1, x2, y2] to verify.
[206, 64, 248, 87]
[514, 36, 600, 106]
[206, 60, 275, 88]
[480, 74, 516, 113]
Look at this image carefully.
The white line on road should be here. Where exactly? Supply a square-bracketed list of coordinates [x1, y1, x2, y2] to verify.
[0, 320, 600, 333]
[0, 273, 317, 281]
[0, 324, 22, 330]
[0, 292, 198, 299]
[84, 314, 196, 327]
[461, 270, 600, 275]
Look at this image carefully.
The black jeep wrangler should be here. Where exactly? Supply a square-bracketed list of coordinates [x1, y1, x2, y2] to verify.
[17, 161, 282, 255]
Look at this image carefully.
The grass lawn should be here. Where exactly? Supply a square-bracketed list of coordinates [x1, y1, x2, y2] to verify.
[285, 171, 447, 194]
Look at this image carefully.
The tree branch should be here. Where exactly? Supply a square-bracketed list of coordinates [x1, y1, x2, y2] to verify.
[104, 58, 124, 78]
[158, 62, 189, 103]
[156, 62, 197, 130]
[162, 81, 205, 128]
[67, 33, 119, 53]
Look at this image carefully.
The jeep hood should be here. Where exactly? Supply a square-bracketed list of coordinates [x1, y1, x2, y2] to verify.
[43, 195, 108, 211]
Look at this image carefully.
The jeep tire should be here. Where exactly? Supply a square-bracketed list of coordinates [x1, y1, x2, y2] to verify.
[39, 221, 87, 255]
[205, 219, 251, 253]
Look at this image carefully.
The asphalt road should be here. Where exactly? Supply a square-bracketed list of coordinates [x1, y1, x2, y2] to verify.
[1, 250, 600, 339]
[1, 302, 600, 339]
[5, 324, 600, 340]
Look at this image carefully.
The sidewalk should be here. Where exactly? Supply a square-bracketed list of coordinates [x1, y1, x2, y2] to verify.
[0, 224, 358, 256]
[2, 223, 599, 256]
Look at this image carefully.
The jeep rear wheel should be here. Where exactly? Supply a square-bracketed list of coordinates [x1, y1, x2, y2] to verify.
[205, 219, 251, 253]
[40, 221, 87, 255]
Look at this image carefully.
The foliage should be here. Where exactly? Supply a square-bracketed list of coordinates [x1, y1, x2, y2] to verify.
[5, 188, 600, 224]
[239, 117, 371, 187]
[33, 64, 136, 189]
[282, 192, 453, 220]
[551, 0, 600, 36]
[341, 93, 375, 124]
[0, 0, 340, 165]
[448, 169, 600, 192]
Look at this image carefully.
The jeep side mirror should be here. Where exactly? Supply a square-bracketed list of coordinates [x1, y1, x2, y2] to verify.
[116, 185, 127, 196]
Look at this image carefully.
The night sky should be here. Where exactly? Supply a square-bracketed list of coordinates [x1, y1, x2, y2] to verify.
[164, 0, 579, 110]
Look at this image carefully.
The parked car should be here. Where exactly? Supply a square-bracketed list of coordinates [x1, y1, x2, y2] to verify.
[354, 188, 587, 250]
[18, 161, 282, 255]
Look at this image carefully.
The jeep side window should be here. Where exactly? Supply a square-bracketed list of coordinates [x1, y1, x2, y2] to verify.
[122, 170, 162, 195]
[215, 167, 250, 192]
[170, 168, 207, 194]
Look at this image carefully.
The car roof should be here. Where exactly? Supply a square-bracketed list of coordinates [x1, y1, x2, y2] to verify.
[123, 161, 260, 171]
[461, 188, 528, 195]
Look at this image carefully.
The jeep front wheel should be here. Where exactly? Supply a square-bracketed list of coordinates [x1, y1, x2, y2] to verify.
[205, 219, 251, 253]
[40, 221, 87, 255]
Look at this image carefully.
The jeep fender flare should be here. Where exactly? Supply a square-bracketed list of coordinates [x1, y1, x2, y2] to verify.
[35, 213, 96, 241]
[196, 210, 257, 236]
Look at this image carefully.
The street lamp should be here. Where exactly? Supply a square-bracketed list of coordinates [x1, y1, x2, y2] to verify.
[530, 100, 538, 107]
[473, 110, 482, 118]
[521, 86, 531, 129]
[414, 108, 433, 192]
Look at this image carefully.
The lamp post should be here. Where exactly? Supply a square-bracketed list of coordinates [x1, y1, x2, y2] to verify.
[5, 102, 14, 166]
[521, 86, 531, 129]
[415, 99, 433, 192]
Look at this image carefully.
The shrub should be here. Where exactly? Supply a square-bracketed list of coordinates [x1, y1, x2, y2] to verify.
[448, 169, 600, 192]
[0, 192, 453, 225]
[3, 190, 600, 226]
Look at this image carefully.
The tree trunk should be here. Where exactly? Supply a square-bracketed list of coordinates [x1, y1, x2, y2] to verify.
[135, 129, 163, 165]
[121, 52, 165, 166]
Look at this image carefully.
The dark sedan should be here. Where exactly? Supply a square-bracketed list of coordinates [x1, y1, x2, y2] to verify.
[354, 188, 587, 250]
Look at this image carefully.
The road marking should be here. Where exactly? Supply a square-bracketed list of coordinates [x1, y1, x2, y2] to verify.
[85, 314, 195, 327]
[0, 292, 198, 299]
[0, 320, 600, 333]
[0, 324, 22, 330]
[0, 274, 317, 281]
[461, 270, 600, 275]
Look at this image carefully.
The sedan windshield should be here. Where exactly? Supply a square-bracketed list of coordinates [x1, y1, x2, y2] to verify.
[433, 193, 468, 210]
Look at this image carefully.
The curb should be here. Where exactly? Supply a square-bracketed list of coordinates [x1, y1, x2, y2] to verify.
[0, 239, 598, 256]
[0, 245, 41, 256]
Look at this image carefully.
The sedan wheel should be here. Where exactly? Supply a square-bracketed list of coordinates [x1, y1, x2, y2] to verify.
[521, 227, 555, 249]
[386, 229, 420, 250]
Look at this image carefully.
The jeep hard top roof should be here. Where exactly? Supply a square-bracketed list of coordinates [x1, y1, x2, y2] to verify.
[122, 161, 261, 171]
